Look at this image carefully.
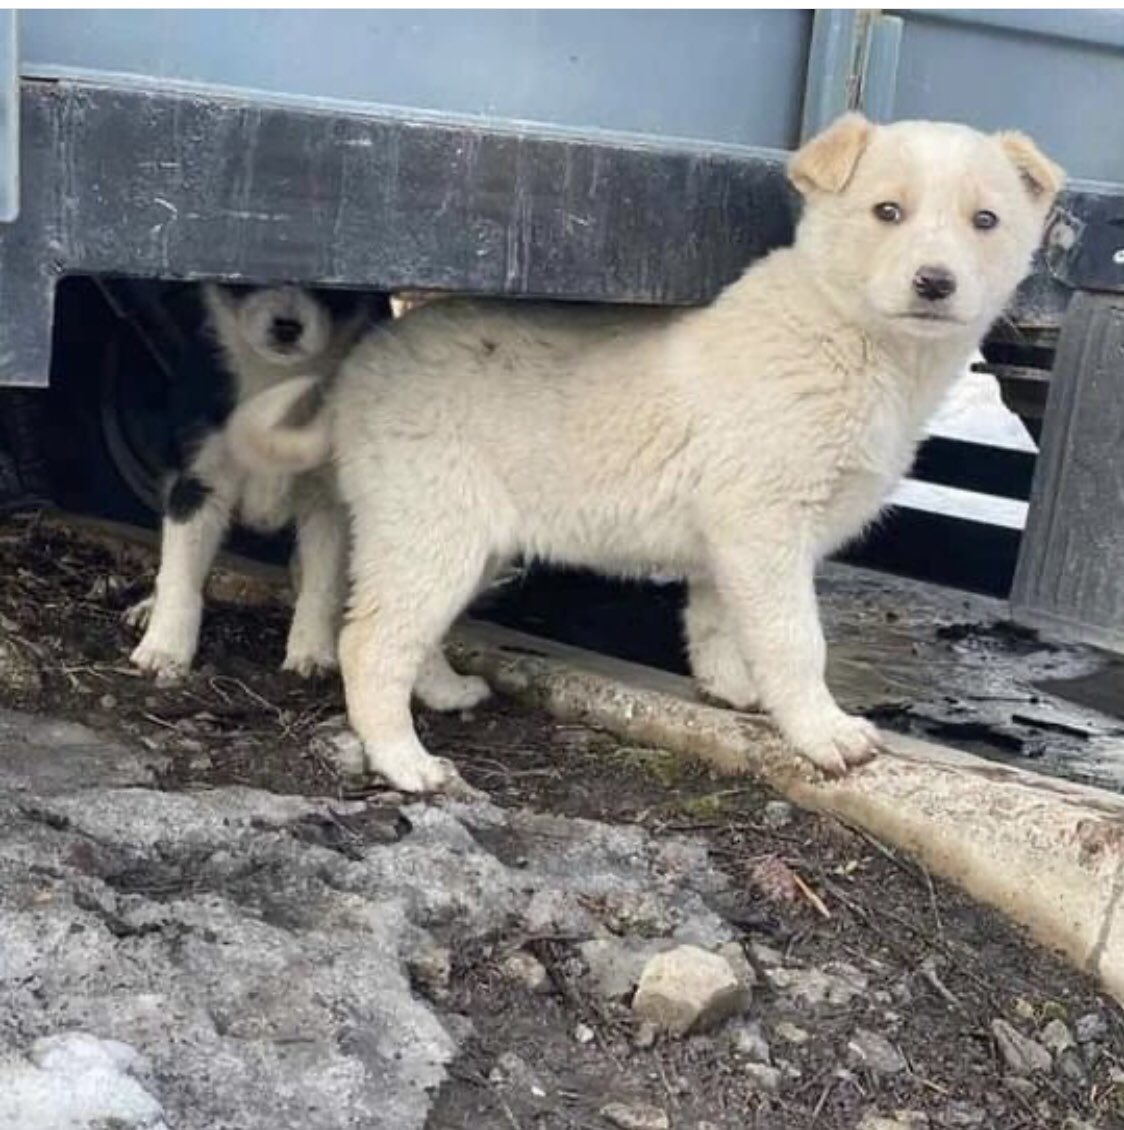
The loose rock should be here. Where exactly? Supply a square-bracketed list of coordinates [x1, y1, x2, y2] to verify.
[1039, 1018, 1074, 1056]
[599, 1101, 671, 1130]
[730, 1019, 771, 1063]
[0, 1033, 167, 1130]
[1074, 1012, 1107, 1044]
[858, 1112, 928, 1130]
[574, 1023, 596, 1045]
[1056, 1049, 1088, 1084]
[581, 937, 670, 1000]
[489, 1052, 546, 1099]
[761, 800, 795, 829]
[717, 941, 757, 992]
[774, 1021, 810, 1045]
[308, 722, 366, 776]
[847, 1028, 907, 1076]
[632, 945, 747, 1036]
[992, 1019, 1051, 1076]
[743, 1062, 782, 1092]
[748, 939, 786, 967]
[0, 634, 41, 693]
[935, 1102, 985, 1127]
[501, 951, 551, 995]
[408, 944, 452, 1001]
[769, 962, 868, 1009]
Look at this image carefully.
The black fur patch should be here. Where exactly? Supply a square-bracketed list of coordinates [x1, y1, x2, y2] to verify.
[165, 473, 211, 522]
[281, 382, 326, 429]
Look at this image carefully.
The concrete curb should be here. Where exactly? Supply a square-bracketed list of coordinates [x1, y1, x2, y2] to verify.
[450, 622, 1124, 1005]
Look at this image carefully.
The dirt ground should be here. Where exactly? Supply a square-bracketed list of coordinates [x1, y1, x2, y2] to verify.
[0, 514, 1121, 1129]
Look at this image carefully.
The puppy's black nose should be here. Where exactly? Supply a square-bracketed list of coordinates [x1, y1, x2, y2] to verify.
[912, 266, 957, 302]
[271, 317, 303, 346]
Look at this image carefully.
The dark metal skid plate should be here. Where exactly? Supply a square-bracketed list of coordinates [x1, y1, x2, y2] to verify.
[0, 78, 1116, 387]
[0, 80, 798, 386]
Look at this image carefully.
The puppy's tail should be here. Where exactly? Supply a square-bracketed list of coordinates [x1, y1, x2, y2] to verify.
[226, 376, 331, 474]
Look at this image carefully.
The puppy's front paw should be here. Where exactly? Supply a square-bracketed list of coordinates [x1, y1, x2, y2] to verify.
[281, 648, 339, 679]
[785, 709, 881, 777]
[123, 595, 155, 631]
[365, 736, 462, 794]
[130, 636, 192, 684]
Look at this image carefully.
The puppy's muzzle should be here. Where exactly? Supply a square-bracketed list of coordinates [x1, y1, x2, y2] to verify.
[271, 317, 304, 347]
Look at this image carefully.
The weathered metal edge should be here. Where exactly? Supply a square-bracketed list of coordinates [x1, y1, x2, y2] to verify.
[1, 78, 1118, 386]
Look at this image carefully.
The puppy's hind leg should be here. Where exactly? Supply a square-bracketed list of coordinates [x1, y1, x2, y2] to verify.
[685, 578, 760, 710]
[340, 510, 491, 793]
[414, 647, 491, 712]
[412, 559, 503, 712]
[283, 494, 346, 677]
[130, 447, 240, 681]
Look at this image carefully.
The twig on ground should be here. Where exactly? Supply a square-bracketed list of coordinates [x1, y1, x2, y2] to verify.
[791, 869, 832, 920]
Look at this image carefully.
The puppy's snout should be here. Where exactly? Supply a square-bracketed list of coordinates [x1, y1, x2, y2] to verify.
[912, 266, 957, 302]
[270, 317, 304, 346]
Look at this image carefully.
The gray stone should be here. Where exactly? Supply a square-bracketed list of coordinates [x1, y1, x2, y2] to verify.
[0, 710, 743, 1130]
[935, 1101, 986, 1127]
[992, 1019, 1052, 1076]
[574, 1023, 596, 1045]
[1039, 1018, 1074, 1056]
[580, 937, 671, 1000]
[407, 944, 452, 1001]
[762, 800, 795, 829]
[0, 635, 41, 693]
[768, 962, 868, 1008]
[489, 1052, 546, 1099]
[0, 1032, 169, 1130]
[1056, 1049, 1088, 1084]
[717, 941, 757, 992]
[599, 1101, 671, 1130]
[749, 939, 786, 967]
[1074, 1012, 1107, 1043]
[774, 1021, 810, 1045]
[501, 951, 551, 995]
[730, 1019, 771, 1063]
[308, 717, 367, 775]
[743, 1062, 782, 1092]
[847, 1028, 908, 1076]
[858, 1113, 928, 1130]
[0, 709, 160, 794]
[632, 945, 748, 1036]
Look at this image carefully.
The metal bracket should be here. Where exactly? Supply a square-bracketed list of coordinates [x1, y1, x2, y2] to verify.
[1042, 196, 1124, 295]
[800, 9, 903, 140]
[0, 10, 17, 222]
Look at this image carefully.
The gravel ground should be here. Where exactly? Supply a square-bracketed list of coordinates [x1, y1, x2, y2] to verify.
[0, 516, 1120, 1130]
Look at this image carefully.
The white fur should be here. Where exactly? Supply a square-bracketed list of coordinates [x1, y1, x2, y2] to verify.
[129, 285, 362, 681]
[230, 117, 1062, 791]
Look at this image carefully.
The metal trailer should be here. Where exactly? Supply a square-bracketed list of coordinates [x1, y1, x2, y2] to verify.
[2, 10, 1124, 651]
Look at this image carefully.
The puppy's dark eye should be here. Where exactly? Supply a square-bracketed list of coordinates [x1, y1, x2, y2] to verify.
[972, 209, 999, 231]
[873, 202, 903, 224]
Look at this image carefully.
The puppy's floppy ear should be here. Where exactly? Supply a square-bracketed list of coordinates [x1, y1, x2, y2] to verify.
[788, 113, 874, 196]
[996, 131, 1065, 204]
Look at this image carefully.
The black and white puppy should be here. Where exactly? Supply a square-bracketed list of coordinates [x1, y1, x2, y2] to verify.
[128, 282, 382, 680]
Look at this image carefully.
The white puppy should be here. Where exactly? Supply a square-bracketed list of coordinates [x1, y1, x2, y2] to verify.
[128, 283, 372, 680]
[229, 114, 1063, 791]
